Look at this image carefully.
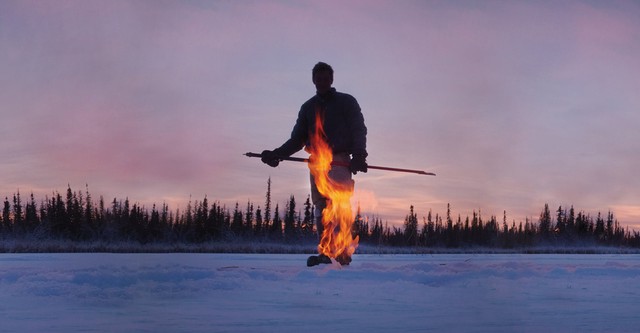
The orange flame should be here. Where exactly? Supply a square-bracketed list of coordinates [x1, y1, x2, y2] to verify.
[306, 111, 359, 262]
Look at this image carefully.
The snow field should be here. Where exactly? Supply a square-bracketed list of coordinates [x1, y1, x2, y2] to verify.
[1, 253, 639, 332]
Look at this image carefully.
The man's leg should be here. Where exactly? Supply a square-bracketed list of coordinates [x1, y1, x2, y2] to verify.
[307, 154, 355, 266]
[309, 153, 354, 239]
[310, 174, 326, 238]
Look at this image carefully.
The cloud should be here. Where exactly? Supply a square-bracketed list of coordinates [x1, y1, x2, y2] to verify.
[1, 0, 639, 229]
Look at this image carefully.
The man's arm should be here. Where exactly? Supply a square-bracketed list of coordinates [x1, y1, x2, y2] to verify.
[261, 107, 308, 167]
[347, 97, 367, 158]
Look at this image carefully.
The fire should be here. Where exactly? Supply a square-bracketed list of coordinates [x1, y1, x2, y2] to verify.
[306, 111, 359, 262]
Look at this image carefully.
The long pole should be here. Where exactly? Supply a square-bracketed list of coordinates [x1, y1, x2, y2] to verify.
[244, 152, 435, 176]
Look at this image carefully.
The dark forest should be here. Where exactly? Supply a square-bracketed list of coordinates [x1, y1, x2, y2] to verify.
[1, 180, 639, 252]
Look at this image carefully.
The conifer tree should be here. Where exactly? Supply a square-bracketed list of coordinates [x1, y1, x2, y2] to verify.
[254, 206, 263, 236]
[301, 195, 313, 236]
[13, 192, 23, 230]
[424, 210, 435, 246]
[264, 177, 272, 229]
[567, 206, 575, 231]
[231, 202, 243, 236]
[245, 201, 254, 236]
[539, 203, 552, 239]
[271, 204, 282, 240]
[418, 218, 428, 246]
[353, 203, 368, 242]
[370, 217, 383, 245]
[595, 212, 605, 240]
[2, 197, 11, 233]
[555, 206, 566, 236]
[284, 195, 296, 241]
[25, 192, 39, 233]
[81, 185, 94, 239]
[605, 211, 615, 242]
[446, 203, 455, 247]
[404, 205, 418, 246]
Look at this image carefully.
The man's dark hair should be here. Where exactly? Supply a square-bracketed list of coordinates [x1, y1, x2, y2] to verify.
[312, 62, 333, 77]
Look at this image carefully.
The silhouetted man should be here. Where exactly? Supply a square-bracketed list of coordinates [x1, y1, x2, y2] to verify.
[261, 62, 368, 264]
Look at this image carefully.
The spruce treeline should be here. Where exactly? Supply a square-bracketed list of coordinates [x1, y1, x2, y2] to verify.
[0, 182, 317, 245]
[378, 203, 638, 248]
[1, 183, 639, 249]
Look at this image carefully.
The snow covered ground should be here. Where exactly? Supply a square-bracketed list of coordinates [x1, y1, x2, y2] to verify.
[1, 253, 639, 333]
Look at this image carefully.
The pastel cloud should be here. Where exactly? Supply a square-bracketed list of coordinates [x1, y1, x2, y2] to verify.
[1, 0, 638, 228]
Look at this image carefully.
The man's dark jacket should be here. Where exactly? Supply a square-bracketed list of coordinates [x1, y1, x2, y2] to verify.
[276, 88, 367, 158]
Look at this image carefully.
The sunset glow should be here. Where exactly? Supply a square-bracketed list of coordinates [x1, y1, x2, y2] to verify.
[1, 0, 639, 230]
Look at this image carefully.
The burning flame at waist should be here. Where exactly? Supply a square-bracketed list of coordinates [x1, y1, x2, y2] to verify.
[306, 111, 359, 260]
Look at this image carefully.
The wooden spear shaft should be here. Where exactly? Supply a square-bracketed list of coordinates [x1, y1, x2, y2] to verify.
[244, 152, 435, 176]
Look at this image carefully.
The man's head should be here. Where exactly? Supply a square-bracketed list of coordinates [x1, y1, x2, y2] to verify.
[312, 62, 333, 94]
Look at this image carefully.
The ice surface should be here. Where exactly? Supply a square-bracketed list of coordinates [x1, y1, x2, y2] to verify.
[1, 253, 639, 332]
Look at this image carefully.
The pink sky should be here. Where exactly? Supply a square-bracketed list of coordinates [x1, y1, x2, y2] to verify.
[1, 0, 639, 230]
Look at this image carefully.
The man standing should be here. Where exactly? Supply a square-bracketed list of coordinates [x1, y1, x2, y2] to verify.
[261, 62, 368, 265]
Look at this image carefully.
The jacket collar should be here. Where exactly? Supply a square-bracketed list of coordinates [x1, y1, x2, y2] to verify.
[316, 87, 336, 101]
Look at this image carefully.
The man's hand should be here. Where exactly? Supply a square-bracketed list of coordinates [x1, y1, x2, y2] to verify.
[350, 155, 368, 174]
[261, 150, 281, 167]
